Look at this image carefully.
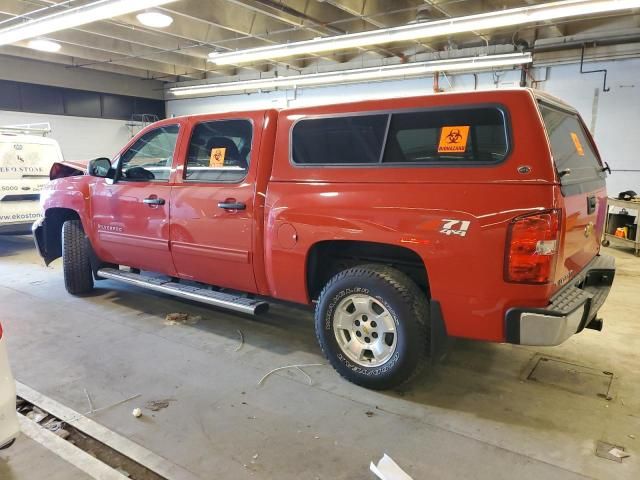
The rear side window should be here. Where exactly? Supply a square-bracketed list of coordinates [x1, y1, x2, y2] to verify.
[539, 104, 603, 185]
[292, 115, 388, 165]
[383, 108, 508, 164]
[185, 119, 252, 183]
[291, 107, 508, 166]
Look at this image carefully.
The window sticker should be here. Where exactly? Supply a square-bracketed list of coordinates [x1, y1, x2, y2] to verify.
[209, 147, 226, 167]
[570, 132, 585, 156]
[438, 126, 470, 153]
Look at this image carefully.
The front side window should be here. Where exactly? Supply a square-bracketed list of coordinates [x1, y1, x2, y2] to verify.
[185, 119, 252, 183]
[292, 115, 388, 165]
[119, 125, 179, 182]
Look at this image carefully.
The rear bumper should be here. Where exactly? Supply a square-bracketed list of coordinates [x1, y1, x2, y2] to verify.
[505, 254, 615, 346]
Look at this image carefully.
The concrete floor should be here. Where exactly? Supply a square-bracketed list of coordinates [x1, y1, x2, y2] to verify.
[0, 235, 638, 479]
[0, 435, 92, 480]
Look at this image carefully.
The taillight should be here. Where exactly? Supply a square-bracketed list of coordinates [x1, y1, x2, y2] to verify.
[505, 210, 561, 284]
[0, 322, 3, 340]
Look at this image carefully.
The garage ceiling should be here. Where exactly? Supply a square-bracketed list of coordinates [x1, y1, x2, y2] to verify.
[1, 0, 639, 84]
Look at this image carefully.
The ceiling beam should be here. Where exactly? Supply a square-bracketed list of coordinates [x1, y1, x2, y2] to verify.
[0, 1, 207, 79]
[157, 1, 334, 70]
[320, 0, 436, 56]
[0, 45, 175, 82]
[0, 52, 164, 97]
[524, 0, 565, 38]
[421, 0, 491, 46]
[42, 29, 208, 74]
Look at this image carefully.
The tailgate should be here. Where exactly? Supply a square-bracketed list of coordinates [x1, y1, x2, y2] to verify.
[538, 103, 607, 288]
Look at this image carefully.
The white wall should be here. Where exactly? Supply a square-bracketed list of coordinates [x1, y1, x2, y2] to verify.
[0, 110, 131, 162]
[166, 57, 640, 196]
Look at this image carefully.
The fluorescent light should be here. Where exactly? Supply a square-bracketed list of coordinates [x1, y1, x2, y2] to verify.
[208, 0, 640, 65]
[136, 11, 174, 28]
[27, 39, 61, 52]
[171, 52, 532, 96]
[0, 0, 178, 46]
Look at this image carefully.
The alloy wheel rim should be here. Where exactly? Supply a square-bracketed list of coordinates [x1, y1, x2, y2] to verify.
[333, 294, 397, 368]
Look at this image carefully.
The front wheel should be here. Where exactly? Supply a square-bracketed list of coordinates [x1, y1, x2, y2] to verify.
[314, 264, 429, 390]
[62, 220, 94, 295]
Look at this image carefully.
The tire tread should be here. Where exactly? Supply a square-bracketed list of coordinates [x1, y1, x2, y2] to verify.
[315, 264, 430, 389]
[62, 220, 94, 295]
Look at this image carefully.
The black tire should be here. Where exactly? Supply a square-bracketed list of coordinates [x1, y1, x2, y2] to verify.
[62, 219, 94, 295]
[315, 264, 429, 390]
[601, 239, 610, 247]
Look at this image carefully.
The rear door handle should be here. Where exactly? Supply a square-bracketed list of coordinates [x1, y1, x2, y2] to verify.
[143, 196, 165, 206]
[218, 201, 246, 210]
[587, 195, 597, 214]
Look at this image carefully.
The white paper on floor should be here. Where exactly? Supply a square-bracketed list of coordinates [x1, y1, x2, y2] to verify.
[609, 448, 630, 459]
[370, 454, 413, 480]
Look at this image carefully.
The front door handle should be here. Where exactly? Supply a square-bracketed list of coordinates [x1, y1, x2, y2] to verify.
[587, 195, 597, 215]
[218, 201, 246, 210]
[143, 196, 165, 206]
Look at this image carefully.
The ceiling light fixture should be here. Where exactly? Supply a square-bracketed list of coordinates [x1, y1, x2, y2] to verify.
[27, 39, 61, 52]
[208, 0, 640, 65]
[171, 52, 532, 97]
[0, 0, 178, 47]
[136, 11, 174, 28]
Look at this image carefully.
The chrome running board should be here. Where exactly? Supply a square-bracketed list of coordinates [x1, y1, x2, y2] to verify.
[97, 268, 269, 315]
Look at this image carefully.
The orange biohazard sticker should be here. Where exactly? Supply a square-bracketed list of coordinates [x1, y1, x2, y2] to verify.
[209, 147, 226, 167]
[570, 132, 585, 156]
[438, 126, 470, 153]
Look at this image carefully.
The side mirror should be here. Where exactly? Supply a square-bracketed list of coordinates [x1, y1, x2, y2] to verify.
[88, 158, 114, 178]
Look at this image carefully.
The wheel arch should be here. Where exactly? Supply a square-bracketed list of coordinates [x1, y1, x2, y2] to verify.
[37, 207, 82, 265]
[306, 240, 431, 302]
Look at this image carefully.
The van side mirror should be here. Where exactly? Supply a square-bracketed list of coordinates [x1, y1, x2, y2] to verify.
[88, 158, 114, 178]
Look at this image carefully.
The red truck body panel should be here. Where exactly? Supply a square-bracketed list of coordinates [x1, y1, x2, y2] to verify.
[38, 88, 609, 344]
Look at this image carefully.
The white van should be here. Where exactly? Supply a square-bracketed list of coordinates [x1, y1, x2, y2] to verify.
[0, 124, 63, 234]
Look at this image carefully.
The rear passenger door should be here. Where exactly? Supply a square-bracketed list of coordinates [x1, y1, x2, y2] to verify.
[169, 116, 260, 293]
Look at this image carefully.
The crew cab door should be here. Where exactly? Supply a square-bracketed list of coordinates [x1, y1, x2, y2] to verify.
[91, 123, 182, 274]
[169, 115, 264, 293]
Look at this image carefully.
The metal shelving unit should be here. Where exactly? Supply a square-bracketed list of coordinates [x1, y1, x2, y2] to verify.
[124, 114, 160, 138]
[602, 197, 640, 257]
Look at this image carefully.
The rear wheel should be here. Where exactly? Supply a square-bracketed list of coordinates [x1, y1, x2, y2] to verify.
[62, 220, 94, 295]
[315, 264, 429, 390]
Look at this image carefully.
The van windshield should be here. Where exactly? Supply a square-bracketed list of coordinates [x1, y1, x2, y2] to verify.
[538, 103, 605, 192]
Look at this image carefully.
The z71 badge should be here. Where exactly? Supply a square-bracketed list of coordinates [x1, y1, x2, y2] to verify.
[440, 219, 470, 237]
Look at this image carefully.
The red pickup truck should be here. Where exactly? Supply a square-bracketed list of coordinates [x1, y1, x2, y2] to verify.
[34, 89, 615, 389]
